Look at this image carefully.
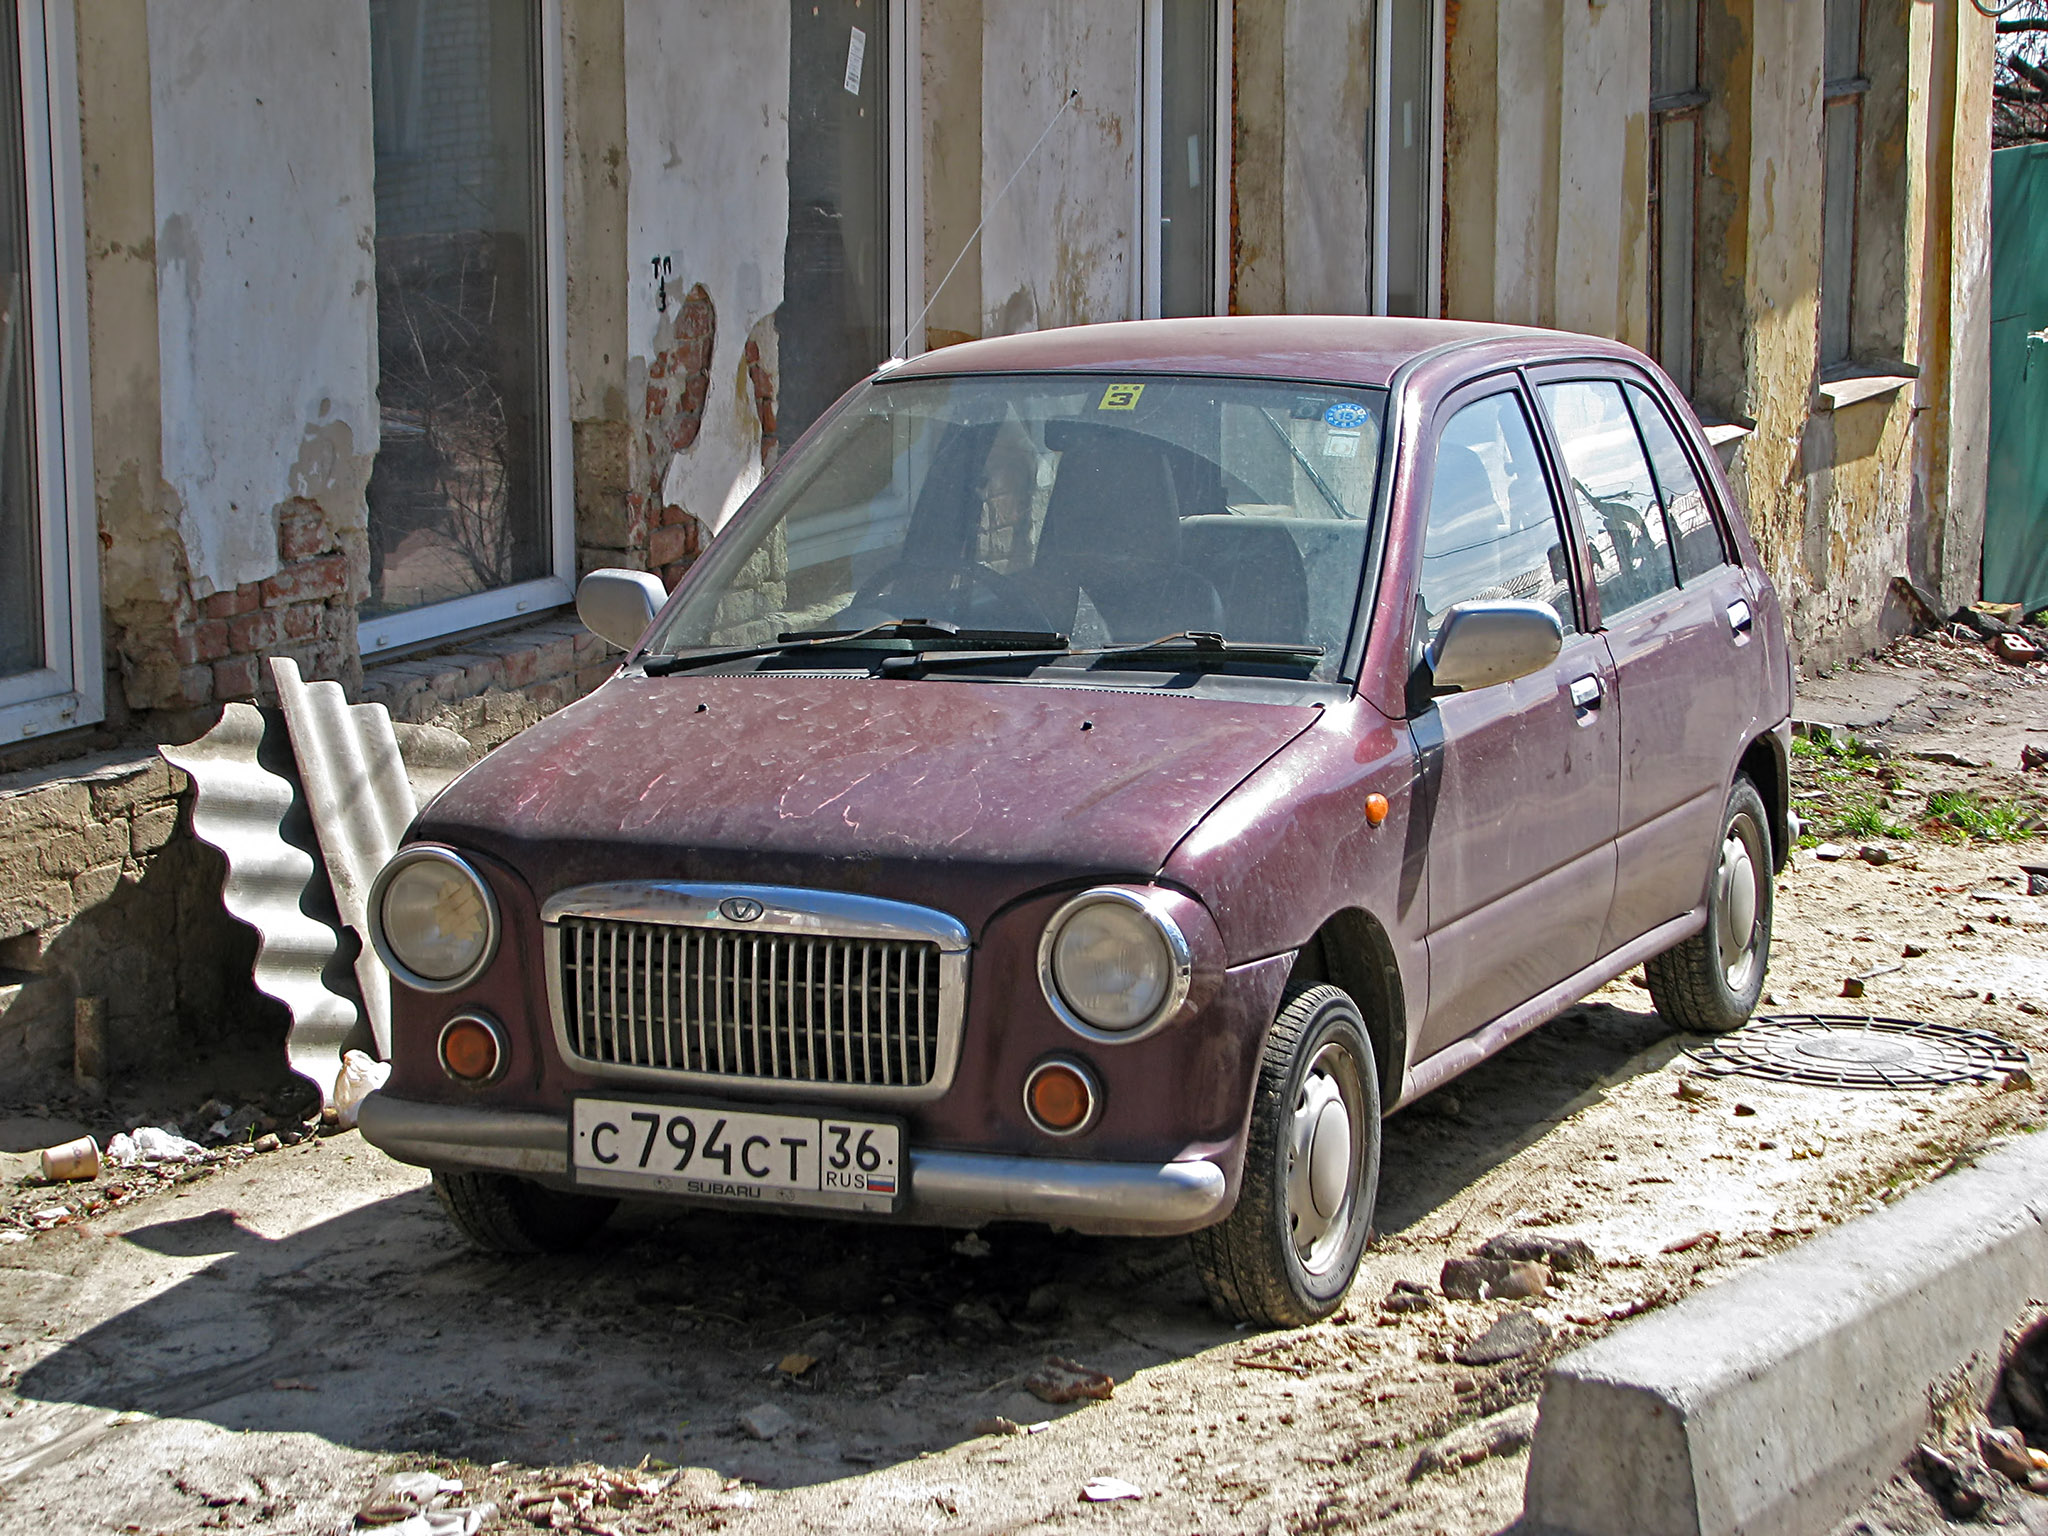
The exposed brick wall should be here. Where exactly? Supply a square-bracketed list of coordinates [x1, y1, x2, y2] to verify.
[630, 283, 717, 589]
[359, 616, 620, 742]
[0, 754, 276, 1093]
[167, 498, 362, 710]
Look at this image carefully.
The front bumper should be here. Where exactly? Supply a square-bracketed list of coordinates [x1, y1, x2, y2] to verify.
[356, 1092, 1232, 1237]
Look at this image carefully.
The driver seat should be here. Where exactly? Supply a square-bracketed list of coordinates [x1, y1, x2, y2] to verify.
[1032, 430, 1224, 642]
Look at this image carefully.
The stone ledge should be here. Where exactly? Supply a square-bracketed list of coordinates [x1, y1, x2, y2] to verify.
[360, 612, 621, 729]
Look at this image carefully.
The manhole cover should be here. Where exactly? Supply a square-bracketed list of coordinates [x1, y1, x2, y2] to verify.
[1684, 1014, 2031, 1090]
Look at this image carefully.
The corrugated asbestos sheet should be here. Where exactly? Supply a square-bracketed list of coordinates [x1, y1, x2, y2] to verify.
[271, 656, 421, 1061]
[161, 703, 361, 1101]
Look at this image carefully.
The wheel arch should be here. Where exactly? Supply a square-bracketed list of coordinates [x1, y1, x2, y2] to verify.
[1283, 907, 1408, 1110]
[1737, 731, 1791, 872]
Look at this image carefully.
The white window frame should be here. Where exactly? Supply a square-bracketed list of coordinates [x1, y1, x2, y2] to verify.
[0, 0, 98, 743]
[888, 0, 924, 359]
[1138, 0, 1232, 319]
[359, 0, 576, 658]
[1370, 0, 1445, 317]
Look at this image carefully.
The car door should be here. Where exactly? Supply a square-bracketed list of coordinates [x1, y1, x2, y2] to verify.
[1531, 370, 1755, 953]
[1410, 381, 1621, 1060]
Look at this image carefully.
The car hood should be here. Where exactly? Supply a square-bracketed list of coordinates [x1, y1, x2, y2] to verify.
[418, 673, 1321, 933]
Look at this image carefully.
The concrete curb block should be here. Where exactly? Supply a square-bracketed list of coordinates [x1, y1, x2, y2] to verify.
[1523, 1130, 2048, 1536]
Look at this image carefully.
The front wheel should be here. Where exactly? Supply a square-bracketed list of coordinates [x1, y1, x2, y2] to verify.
[432, 1170, 617, 1255]
[1191, 984, 1381, 1327]
[1645, 775, 1774, 1034]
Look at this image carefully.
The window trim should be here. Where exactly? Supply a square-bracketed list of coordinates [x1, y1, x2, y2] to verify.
[0, 0, 98, 744]
[888, 0, 924, 358]
[1818, 0, 1867, 372]
[1138, 0, 1231, 320]
[1647, 0, 1705, 396]
[358, 0, 577, 660]
[1371, 0, 1445, 317]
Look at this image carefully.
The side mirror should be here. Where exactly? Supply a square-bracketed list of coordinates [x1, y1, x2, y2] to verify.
[1424, 600, 1564, 692]
[576, 568, 669, 652]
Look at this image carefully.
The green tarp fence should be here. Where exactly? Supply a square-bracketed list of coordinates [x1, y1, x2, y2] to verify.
[1988, 142, 2048, 616]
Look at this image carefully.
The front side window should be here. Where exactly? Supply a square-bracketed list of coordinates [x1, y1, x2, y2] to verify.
[1541, 380, 1680, 621]
[647, 375, 1387, 683]
[364, 0, 561, 642]
[1418, 392, 1575, 636]
[0, 0, 94, 741]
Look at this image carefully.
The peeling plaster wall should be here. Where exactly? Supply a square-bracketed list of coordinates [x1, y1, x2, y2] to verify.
[1554, 0, 1648, 346]
[979, 1, 1137, 335]
[145, 3, 378, 601]
[622, 2, 787, 548]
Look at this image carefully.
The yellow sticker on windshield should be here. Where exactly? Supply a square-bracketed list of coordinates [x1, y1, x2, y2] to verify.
[1097, 382, 1146, 411]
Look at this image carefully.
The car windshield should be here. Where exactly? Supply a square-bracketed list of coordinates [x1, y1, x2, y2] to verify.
[644, 373, 1388, 683]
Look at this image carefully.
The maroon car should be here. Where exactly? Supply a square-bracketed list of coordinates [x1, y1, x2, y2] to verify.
[359, 317, 1791, 1326]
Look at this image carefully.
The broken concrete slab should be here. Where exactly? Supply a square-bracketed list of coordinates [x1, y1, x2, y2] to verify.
[1522, 1131, 2048, 1536]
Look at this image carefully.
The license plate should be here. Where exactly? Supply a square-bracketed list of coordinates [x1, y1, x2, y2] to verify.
[569, 1097, 904, 1214]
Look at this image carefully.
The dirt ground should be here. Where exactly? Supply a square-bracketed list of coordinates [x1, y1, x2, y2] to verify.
[0, 629, 2045, 1536]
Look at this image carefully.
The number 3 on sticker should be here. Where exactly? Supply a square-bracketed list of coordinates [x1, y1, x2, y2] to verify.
[1098, 382, 1145, 411]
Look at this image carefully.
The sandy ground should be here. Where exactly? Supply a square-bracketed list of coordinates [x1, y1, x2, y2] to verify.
[0, 630, 2044, 1536]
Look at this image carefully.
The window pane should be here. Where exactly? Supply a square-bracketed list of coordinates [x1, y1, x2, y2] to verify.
[366, 0, 551, 619]
[1625, 382, 1727, 581]
[1651, 0, 1698, 97]
[1383, 0, 1433, 317]
[1824, 0, 1862, 86]
[1654, 117, 1697, 395]
[0, 0, 42, 680]
[1159, 0, 1216, 319]
[1419, 393, 1575, 636]
[1540, 380, 1679, 619]
[780, 0, 891, 448]
[1820, 98, 1858, 366]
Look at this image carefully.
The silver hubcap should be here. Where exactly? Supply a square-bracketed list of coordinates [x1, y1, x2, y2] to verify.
[1716, 817, 1762, 992]
[1285, 1042, 1364, 1276]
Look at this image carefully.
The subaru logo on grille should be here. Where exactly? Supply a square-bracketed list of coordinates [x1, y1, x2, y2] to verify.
[719, 897, 765, 923]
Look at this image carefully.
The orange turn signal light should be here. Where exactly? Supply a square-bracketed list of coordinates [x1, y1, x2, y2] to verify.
[1364, 793, 1390, 826]
[1024, 1059, 1098, 1136]
[439, 1014, 505, 1083]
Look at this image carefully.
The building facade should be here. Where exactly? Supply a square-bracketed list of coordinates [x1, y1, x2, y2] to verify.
[0, 0, 1993, 1087]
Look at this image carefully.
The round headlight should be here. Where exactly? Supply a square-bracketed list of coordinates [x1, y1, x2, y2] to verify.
[1039, 889, 1192, 1039]
[371, 848, 498, 991]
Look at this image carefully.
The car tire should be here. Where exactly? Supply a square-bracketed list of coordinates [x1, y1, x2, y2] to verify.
[432, 1170, 617, 1255]
[1191, 983, 1381, 1328]
[1646, 775, 1775, 1035]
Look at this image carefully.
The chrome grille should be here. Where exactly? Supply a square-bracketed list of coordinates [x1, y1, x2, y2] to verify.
[558, 917, 944, 1088]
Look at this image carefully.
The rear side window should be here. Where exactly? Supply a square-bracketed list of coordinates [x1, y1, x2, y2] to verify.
[1624, 383, 1729, 582]
[1539, 380, 1680, 621]
[1418, 392, 1577, 637]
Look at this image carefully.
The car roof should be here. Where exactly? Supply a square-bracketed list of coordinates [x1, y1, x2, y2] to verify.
[883, 315, 1649, 390]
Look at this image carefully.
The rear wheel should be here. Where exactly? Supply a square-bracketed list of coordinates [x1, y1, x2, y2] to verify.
[1192, 984, 1381, 1327]
[432, 1170, 617, 1254]
[1646, 775, 1774, 1034]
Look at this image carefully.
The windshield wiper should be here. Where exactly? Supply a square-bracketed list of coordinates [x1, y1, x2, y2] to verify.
[1079, 631, 1325, 665]
[642, 619, 1068, 675]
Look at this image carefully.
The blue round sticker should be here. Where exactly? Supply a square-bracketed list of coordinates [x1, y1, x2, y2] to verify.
[1324, 402, 1369, 430]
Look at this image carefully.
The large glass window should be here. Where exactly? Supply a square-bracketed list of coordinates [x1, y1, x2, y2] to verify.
[0, 2, 41, 683]
[1649, 0, 1703, 395]
[365, 0, 555, 628]
[1150, 0, 1218, 318]
[1380, 0, 1437, 317]
[1820, 0, 1866, 368]
[646, 374, 1386, 681]
[0, 0, 94, 742]
[779, 0, 893, 449]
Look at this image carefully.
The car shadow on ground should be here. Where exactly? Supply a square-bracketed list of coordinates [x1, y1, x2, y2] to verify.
[13, 998, 1682, 1488]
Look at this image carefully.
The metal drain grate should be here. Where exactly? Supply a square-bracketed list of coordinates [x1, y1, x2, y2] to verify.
[1684, 1014, 2031, 1090]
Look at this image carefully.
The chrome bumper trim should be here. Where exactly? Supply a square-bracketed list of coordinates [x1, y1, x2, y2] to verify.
[355, 1094, 1228, 1234]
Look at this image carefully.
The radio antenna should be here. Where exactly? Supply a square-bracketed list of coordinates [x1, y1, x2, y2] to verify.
[891, 87, 1080, 362]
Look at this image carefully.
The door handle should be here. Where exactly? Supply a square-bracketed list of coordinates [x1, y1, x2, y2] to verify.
[1569, 675, 1603, 708]
[1726, 599, 1754, 635]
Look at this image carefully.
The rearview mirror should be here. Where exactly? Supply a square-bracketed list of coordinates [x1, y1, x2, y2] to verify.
[576, 568, 669, 652]
[1425, 600, 1564, 692]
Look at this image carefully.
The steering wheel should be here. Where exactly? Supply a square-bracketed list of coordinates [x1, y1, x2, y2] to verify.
[843, 559, 1056, 633]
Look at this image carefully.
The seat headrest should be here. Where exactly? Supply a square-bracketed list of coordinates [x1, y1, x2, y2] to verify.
[1038, 427, 1182, 566]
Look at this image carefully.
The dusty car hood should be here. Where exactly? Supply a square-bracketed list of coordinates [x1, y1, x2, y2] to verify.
[418, 673, 1320, 932]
